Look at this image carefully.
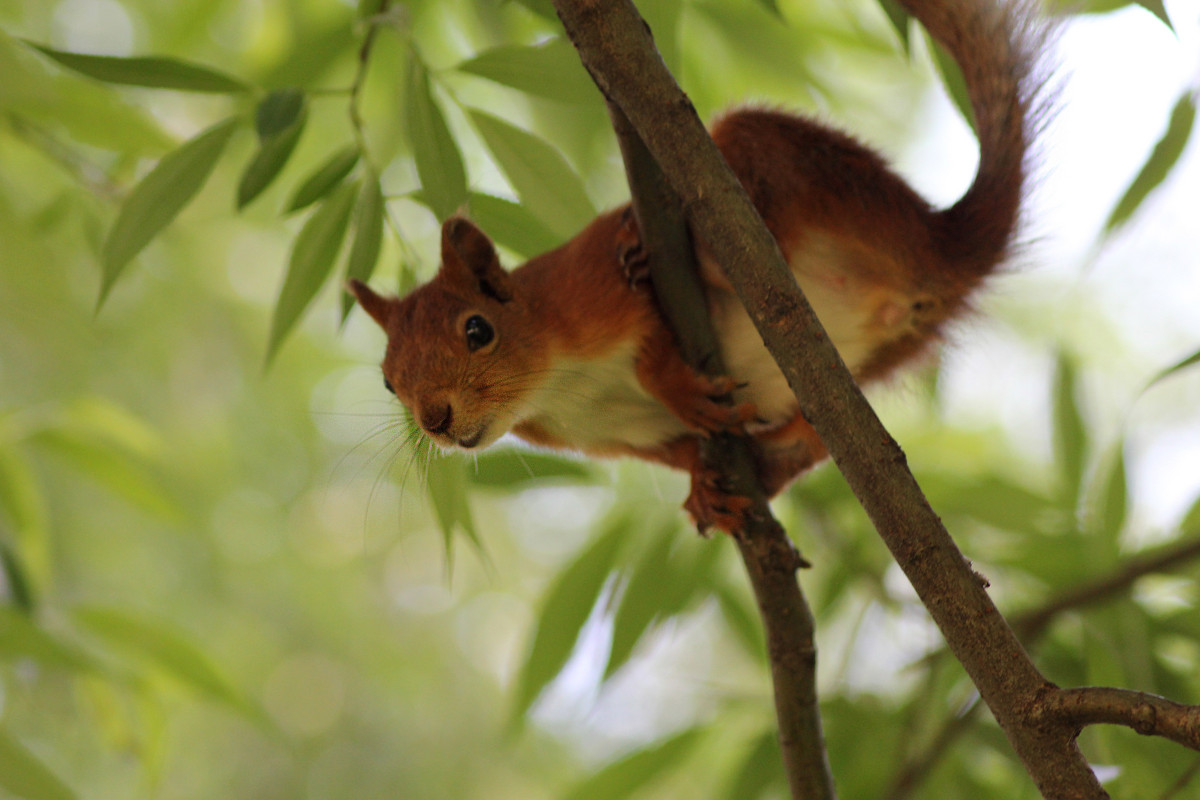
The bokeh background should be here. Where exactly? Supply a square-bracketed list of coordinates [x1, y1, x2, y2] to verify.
[1, 0, 1199, 797]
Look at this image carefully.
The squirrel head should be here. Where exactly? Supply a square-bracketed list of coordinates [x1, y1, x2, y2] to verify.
[349, 217, 547, 451]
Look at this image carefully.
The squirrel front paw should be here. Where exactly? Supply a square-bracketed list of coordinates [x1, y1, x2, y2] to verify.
[676, 372, 757, 435]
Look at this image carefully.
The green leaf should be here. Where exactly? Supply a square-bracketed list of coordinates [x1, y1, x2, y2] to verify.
[286, 146, 360, 213]
[1092, 442, 1127, 541]
[716, 582, 766, 664]
[1135, 0, 1172, 29]
[0, 607, 101, 673]
[512, 515, 629, 721]
[1052, 355, 1087, 509]
[100, 117, 238, 304]
[0, 444, 50, 588]
[877, 0, 911, 49]
[721, 729, 785, 800]
[265, 180, 359, 365]
[0, 541, 35, 612]
[469, 111, 595, 240]
[73, 606, 255, 716]
[425, 453, 482, 560]
[457, 39, 596, 104]
[406, 55, 468, 221]
[466, 192, 562, 257]
[254, 88, 305, 139]
[0, 728, 77, 800]
[561, 726, 704, 800]
[1105, 93, 1195, 234]
[930, 40, 974, 135]
[467, 449, 592, 488]
[237, 96, 308, 209]
[26, 42, 248, 93]
[340, 176, 386, 320]
[1143, 345, 1200, 394]
[509, 0, 557, 20]
[0, 30, 171, 154]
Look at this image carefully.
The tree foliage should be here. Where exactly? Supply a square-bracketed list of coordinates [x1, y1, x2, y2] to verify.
[1, 0, 1199, 798]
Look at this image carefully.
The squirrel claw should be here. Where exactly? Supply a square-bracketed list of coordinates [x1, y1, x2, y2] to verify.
[684, 467, 754, 535]
[616, 208, 650, 286]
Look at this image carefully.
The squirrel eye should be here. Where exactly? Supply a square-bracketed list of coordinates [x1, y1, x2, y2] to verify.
[464, 315, 494, 351]
[383, 377, 395, 395]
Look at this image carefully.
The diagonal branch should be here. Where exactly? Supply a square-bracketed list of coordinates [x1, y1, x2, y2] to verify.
[549, 0, 1107, 797]
[607, 103, 837, 800]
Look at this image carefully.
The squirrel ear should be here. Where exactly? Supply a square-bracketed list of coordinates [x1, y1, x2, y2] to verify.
[346, 279, 393, 329]
[440, 217, 514, 303]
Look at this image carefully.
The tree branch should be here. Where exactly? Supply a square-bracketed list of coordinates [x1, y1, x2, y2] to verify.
[1034, 688, 1200, 752]
[607, 103, 836, 800]
[550, 0, 1107, 797]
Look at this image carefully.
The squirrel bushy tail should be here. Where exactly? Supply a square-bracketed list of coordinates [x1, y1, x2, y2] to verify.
[902, 0, 1046, 278]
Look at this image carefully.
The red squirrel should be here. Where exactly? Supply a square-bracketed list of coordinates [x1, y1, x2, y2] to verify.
[349, 0, 1042, 532]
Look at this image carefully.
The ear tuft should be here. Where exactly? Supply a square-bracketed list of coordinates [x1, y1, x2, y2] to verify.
[440, 217, 514, 303]
[346, 279, 394, 329]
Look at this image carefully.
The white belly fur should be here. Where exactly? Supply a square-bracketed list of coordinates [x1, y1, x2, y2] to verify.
[518, 341, 690, 450]
[707, 234, 886, 429]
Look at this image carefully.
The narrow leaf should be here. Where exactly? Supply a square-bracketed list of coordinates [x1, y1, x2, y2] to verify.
[457, 39, 596, 104]
[100, 117, 238, 304]
[512, 516, 629, 720]
[265, 181, 358, 365]
[1093, 443, 1128, 541]
[470, 111, 595, 239]
[721, 729, 785, 800]
[605, 526, 682, 679]
[877, 0, 911, 49]
[425, 453, 482, 559]
[73, 606, 254, 716]
[0, 541, 35, 612]
[1105, 93, 1195, 234]
[340, 176, 385, 320]
[1135, 0, 1172, 29]
[1052, 355, 1087, 508]
[27, 42, 248, 93]
[561, 726, 704, 800]
[510, 0, 557, 20]
[0, 728, 77, 800]
[466, 192, 562, 257]
[0, 607, 100, 673]
[254, 88, 305, 139]
[237, 102, 308, 209]
[1144, 345, 1200, 393]
[467, 450, 592, 488]
[930, 41, 974, 135]
[406, 55, 467, 221]
[287, 146, 360, 213]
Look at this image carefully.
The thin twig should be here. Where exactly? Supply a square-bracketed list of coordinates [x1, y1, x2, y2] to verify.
[1033, 687, 1200, 752]
[607, 102, 836, 800]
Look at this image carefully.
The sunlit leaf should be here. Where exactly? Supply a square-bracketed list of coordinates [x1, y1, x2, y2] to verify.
[0, 607, 101, 673]
[509, 0, 557, 20]
[287, 146, 360, 213]
[929, 41, 974, 135]
[457, 38, 596, 104]
[340, 175, 385, 320]
[0, 444, 50, 582]
[1052, 355, 1087, 509]
[237, 94, 308, 209]
[466, 192, 562, 257]
[265, 180, 359, 365]
[100, 117, 238, 304]
[0, 728, 77, 800]
[26, 43, 249, 93]
[1143, 344, 1200, 394]
[467, 449, 592, 488]
[73, 606, 256, 717]
[512, 515, 629, 721]
[425, 453, 482, 560]
[561, 726, 705, 800]
[1091, 442, 1127, 541]
[721, 728, 785, 800]
[1104, 93, 1195, 234]
[0, 30, 171, 153]
[690, 0, 816, 95]
[406, 55, 468, 221]
[470, 111, 595, 239]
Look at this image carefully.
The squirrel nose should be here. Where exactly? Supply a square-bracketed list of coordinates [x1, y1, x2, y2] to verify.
[419, 403, 453, 436]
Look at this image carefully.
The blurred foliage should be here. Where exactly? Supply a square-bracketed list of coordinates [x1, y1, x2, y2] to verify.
[1, 0, 1199, 798]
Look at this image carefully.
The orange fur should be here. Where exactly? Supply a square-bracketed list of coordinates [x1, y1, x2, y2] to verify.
[349, 0, 1043, 533]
